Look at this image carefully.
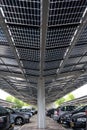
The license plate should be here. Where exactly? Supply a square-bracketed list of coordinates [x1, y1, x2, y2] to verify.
[70, 122, 74, 127]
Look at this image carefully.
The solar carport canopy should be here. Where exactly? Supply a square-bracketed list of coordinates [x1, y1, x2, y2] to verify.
[0, 0, 87, 105]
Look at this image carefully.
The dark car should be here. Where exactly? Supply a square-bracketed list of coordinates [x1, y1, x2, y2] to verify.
[53, 105, 76, 122]
[70, 112, 86, 130]
[46, 108, 56, 118]
[60, 105, 87, 127]
[0, 106, 14, 130]
[5, 107, 30, 125]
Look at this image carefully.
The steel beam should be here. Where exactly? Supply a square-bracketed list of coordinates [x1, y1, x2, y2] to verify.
[0, 8, 36, 92]
[40, 0, 49, 77]
[57, 9, 87, 74]
[0, 10, 25, 78]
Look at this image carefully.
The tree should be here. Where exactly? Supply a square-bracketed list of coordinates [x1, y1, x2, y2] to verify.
[6, 96, 14, 102]
[6, 96, 29, 108]
[66, 93, 75, 101]
[55, 93, 75, 106]
[55, 97, 65, 106]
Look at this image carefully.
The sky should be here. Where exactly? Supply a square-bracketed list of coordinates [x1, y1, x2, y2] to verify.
[0, 84, 87, 100]
[71, 84, 87, 98]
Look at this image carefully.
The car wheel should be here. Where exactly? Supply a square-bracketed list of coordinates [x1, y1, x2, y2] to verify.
[15, 117, 24, 125]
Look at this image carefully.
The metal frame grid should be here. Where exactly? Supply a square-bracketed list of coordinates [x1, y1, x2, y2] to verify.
[0, 0, 87, 104]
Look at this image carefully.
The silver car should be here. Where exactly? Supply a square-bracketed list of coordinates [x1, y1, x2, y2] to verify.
[5, 107, 30, 125]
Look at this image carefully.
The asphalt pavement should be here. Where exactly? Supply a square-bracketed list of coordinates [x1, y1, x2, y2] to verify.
[14, 125, 21, 130]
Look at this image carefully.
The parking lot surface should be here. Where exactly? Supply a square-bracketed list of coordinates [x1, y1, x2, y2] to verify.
[14, 126, 21, 130]
[14, 116, 85, 130]
[20, 115, 70, 130]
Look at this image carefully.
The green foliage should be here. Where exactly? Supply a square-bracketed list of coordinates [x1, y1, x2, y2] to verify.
[55, 97, 65, 106]
[65, 93, 75, 101]
[55, 93, 75, 106]
[6, 96, 29, 108]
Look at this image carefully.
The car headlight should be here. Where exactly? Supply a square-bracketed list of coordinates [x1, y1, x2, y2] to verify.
[24, 115, 29, 119]
[77, 118, 86, 122]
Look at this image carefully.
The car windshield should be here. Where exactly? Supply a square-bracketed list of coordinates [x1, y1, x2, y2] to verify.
[61, 106, 76, 111]
[5, 108, 14, 113]
[74, 106, 87, 111]
[0, 106, 8, 115]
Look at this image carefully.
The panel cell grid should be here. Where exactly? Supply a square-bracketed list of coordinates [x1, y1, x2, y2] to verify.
[0, 45, 15, 58]
[24, 69, 39, 76]
[48, 0, 86, 26]
[46, 26, 77, 48]
[0, 27, 8, 45]
[70, 45, 87, 57]
[65, 57, 81, 66]
[76, 26, 87, 45]
[21, 60, 39, 70]
[61, 66, 74, 73]
[1, 0, 40, 26]
[44, 69, 56, 76]
[17, 48, 40, 61]
[2, 58, 18, 66]
[45, 48, 67, 61]
[9, 26, 40, 48]
[44, 61, 61, 70]
[8, 66, 22, 73]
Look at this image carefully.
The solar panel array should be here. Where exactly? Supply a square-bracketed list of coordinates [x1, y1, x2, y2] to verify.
[0, 0, 87, 104]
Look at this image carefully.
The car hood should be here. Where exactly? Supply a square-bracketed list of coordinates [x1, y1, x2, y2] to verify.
[72, 112, 86, 119]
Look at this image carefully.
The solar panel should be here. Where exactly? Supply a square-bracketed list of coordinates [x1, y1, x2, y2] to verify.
[65, 57, 81, 66]
[21, 60, 39, 70]
[1, 57, 18, 66]
[17, 48, 40, 61]
[61, 66, 74, 73]
[8, 66, 22, 73]
[48, 0, 86, 26]
[70, 44, 87, 57]
[0, 0, 87, 104]
[44, 61, 61, 70]
[73, 63, 84, 70]
[46, 26, 77, 48]
[80, 55, 87, 63]
[24, 69, 40, 76]
[1, 0, 40, 26]
[9, 26, 40, 48]
[0, 65, 8, 71]
[76, 26, 87, 45]
[43, 69, 57, 76]
[0, 27, 9, 45]
[0, 45, 15, 58]
[45, 47, 67, 61]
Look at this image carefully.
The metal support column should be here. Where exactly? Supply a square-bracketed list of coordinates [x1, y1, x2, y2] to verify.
[38, 77, 46, 128]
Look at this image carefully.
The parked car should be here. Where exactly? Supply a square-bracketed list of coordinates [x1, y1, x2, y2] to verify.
[46, 108, 56, 118]
[0, 106, 14, 130]
[5, 107, 30, 125]
[18, 108, 33, 117]
[60, 105, 87, 127]
[53, 105, 76, 122]
[70, 112, 86, 130]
